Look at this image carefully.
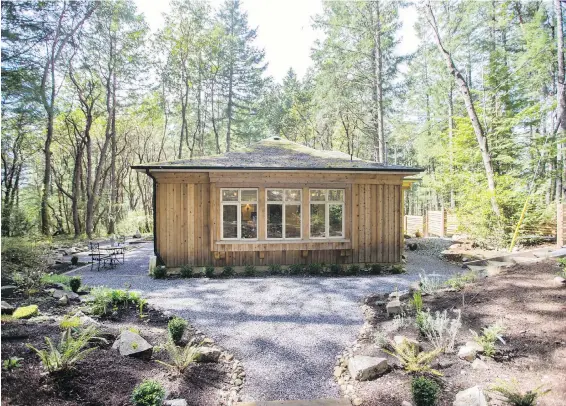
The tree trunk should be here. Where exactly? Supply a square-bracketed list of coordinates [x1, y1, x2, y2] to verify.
[556, 0, 565, 201]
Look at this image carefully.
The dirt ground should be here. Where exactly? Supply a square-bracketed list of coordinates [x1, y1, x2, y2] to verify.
[1, 294, 236, 406]
[343, 259, 566, 406]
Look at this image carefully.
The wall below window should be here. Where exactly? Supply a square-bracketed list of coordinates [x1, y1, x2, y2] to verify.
[153, 171, 405, 267]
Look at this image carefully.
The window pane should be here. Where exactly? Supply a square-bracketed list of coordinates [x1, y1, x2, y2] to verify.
[285, 204, 301, 238]
[267, 189, 283, 201]
[285, 189, 301, 202]
[329, 204, 343, 237]
[241, 203, 257, 238]
[328, 189, 344, 202]
[241, 189, 257, 202]
[310, 204, 326, 238]
[222, 189, 238, 202]
[222, 205, 238, 238]
[310, 189, 326, 201]
[267, 204, 283, 238]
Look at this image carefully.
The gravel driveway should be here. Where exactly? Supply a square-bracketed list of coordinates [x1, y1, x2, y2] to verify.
[73, 240, 460, 402]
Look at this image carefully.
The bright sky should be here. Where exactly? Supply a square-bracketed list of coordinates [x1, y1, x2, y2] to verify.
[134, 0, 420, 82]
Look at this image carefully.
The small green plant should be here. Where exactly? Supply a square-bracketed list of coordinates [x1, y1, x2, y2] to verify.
[383, 339, 442, 376]
[180, 265, 193, 278]
[244, 265, 256, 276]
[268, 264, 283, 275]
[126, 326, 141, 334]
[89, 287, 142, 316]
[328, 264, 343, 275]
[288, 263, 304, 275]
[445, 271, 477, 290]
[472, 323, 505, 357]
[2, 357, 23, 372]
[556, 257, 566, 268]
[411, 291, 423, 313]
[411, 376, 439, 406]
[41, 273, 72, 287]
[306, 263, 323, 275]
[419, 309, 462, 353]
[490, 378, 550, 406]
[347, 264, 361, 275]
[132, 342, 139, 350]
[419, 272, 443, 295]
[59, 314, 82, 330]
[155, 340, 200, 374]
[168, 317, 188, 343]
[374, 331, 389, 349]
[368, 264, 383, 275]
[138, 298, 148, 318]
[152, 265, 167, 279]
[204, 266, 215, 278]
[13, 305, 39, 319]
[131, 379, 166, 406]
[26, 326, 99, 373]
[391, 264, 405, 274]
[69, 276, 81, 293]
[71, 255, 79, 266]
[221, 266, 235, 277]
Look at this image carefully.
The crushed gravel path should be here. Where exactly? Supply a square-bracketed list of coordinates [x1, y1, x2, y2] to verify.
[73, 241, 461, 402]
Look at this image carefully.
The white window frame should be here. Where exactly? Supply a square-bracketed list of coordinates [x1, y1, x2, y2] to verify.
[309, 189, 345, 239]
[220, 188, 258, 241]
[265, 189, 302, 240]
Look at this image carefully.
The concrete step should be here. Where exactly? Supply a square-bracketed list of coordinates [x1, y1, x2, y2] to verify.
[236, 400, 351, 406]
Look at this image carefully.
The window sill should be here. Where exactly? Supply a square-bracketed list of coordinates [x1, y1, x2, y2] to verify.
[214, 239, 351, 252]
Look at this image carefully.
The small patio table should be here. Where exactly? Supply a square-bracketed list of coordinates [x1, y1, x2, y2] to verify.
[98, 246, 125, 267]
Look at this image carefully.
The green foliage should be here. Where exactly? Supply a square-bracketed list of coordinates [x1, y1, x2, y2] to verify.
[472, 323, 505, 357]
[130, 379, 166, 406]
[1, 243, 47, 275]
[26, 326, 99, 373]
[89, 287, 142, 316]
[368, 264, 383, 275]
[138, 298, 148, 318]
[328, 263, 343, 275]
[59, 315, 82, 330]
[490, 378, 550, 406]
[69, 276, 81, 293]
[306, 263, 323, 275]
[347, 264, 361, 275]
[244, 265, 256, 276]
[180, 265, 193, 278]
[419, 272, 443, 295]
[71, 255, 79, 266]
[13, 305, 38, 319]
[419, 310, 462, 353]
[390, 264, 405, 274]
[221, 266, 235, 277]
[167, 317, 188, 343]
[267, 264, 283, 275]
[155, 340, 200, 374]
[445, 271, 477, 290]
[41, 273, 72, 287]
[2, 357, 23, 372]
[383, 339, 442, 376]
[411, 291, 423, 313]
[204, 266, 215, 278]
[411, 376, 439, 406]
[557, 257, 566, 268]
[152, 266, 167, 279]
[288, 264, 304, 275]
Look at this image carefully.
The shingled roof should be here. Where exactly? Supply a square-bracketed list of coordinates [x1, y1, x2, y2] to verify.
[132, 137, 422, 173]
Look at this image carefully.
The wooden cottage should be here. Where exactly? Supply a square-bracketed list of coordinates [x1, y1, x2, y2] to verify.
[132, 137, 421, 270]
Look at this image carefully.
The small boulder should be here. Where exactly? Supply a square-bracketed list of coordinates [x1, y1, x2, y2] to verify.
[453, 386, 488, 406]
[57, 295, 69, 306]
[409, 282, 420, 293]
[1, 285, 17, 297]
[471, 358, 489, 370]
[554, 276, 566, 286]
[164, 400, 188, 406]
[386, 300, 401, 316]
[112, 330, 153, 358]
[407, 242, 418, 251]
[388, 290, 410, 301]
[12, 305, 39, 319]
[458, 345, 478, 362]
[1, 301, 15, 315]
[52, 289, 79, 300]
[194, 347, 221, 363]
[441, 250, 463, 262]
[134, 230, 142, 238]
[348, 355, 388, 381]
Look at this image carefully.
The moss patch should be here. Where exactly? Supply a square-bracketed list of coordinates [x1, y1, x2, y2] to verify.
[12, 305, 39, 319]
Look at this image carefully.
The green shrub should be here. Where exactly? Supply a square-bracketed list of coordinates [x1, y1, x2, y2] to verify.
[89, 287, 142, 316]
[391, 264, 405, 274]
[267, 264, 283, 275]
[288, 264, 304, 275]
[472, 323, 505, 357]
[180, 265, 193, 278]
[152, 266, 167, 279]
[328, 264, 343, 275]
[244, 265, 256, 276]
[204, 266, 215, 278]
[41, 273, 71, 287]
[368, 264, 383, 275]
[411, 376, 439, 406]
[130, 379, 166, 406]
[347, 264, 361, 275]
[26, 326, 99, 373]
[69, 276, 81, 293]
[71, 255, 79, 266]
[168, 317, 188, 343]
[2, 357, 23, 372]
[445, 271, 477, 290]
[13, 305, 39, 319]
[155, 340, 200, 374]
[221, 266, 235, 277]
[306, 263, 323, 275]
[383, 339, 442, 376]
[490, 378, 550, 406]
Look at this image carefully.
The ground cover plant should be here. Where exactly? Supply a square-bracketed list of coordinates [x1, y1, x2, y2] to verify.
[130, 380, 166, 406]
[168, 317, 188, 343]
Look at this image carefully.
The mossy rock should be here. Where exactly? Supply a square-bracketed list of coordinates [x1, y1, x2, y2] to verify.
[12, 305, 39, 319]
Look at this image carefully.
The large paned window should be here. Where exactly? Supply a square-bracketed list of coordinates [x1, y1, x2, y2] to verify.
[310, 189, 344, 238]
[266, 189, 302, 239]
[221, 189, 258, 240]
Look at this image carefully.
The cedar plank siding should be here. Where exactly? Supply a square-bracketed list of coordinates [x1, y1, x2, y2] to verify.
[153, 171, 405, 267]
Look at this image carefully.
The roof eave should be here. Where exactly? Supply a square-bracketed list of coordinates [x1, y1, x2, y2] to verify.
[131, 165, 424, 175]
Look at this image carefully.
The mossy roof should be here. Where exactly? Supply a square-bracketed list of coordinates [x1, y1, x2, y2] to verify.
[132, 137, 422, 173]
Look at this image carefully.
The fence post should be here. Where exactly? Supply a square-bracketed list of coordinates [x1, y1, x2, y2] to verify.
[440, 208, 446, 238]
[424, 211, 429, 237]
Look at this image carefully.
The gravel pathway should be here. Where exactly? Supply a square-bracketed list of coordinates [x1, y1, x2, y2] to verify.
[73, 241, 461, 402]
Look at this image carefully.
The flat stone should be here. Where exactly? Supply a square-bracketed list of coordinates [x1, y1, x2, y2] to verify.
[1, 301, 15, 315]
[388, 290, 410, 301]
[52, 289, 79, 300]
[164, 400, 188, 406]
[112, 330, 153, 358]
[409, 282, 420, 292]
[386, 300, 401, 316]
[57, 295, 69, 306]
[554, 276, 566, 286]
[458, 345, 477, 362]
[194, 347, 221, 362]
[453, 386, 488, 406]
[471, 358, 489, 370]
[1, 285, 17, 297]
[348, 355, 388, 381]
[393, 335, 419, 351]
[465, 340, 483, 352]
[441, 250, 463, 262]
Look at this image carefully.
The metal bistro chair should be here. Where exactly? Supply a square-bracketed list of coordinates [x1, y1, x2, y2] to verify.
[114, 235, 127, 264]
[89, 241, 112, 271]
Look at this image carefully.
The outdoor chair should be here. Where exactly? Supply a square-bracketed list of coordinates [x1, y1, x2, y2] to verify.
[114, 236, 127, 264]
[89, 241, 112, 271]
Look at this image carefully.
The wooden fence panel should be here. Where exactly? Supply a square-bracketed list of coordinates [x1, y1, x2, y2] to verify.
[446, 212, 458, 237]
[427, 210, 444, 237]
[404, 215, 424, 236]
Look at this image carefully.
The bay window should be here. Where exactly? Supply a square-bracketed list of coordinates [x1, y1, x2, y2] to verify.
[221, 188, 258, 240]
[266, 189, 301, 239]
[310, 189, 344, 238]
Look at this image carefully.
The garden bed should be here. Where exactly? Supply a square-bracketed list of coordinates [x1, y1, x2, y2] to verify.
[334, 259, 566, 405]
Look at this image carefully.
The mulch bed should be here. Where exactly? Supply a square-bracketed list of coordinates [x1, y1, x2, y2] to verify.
[339, 259, 566, 406]
[1, 291, 237, 406]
